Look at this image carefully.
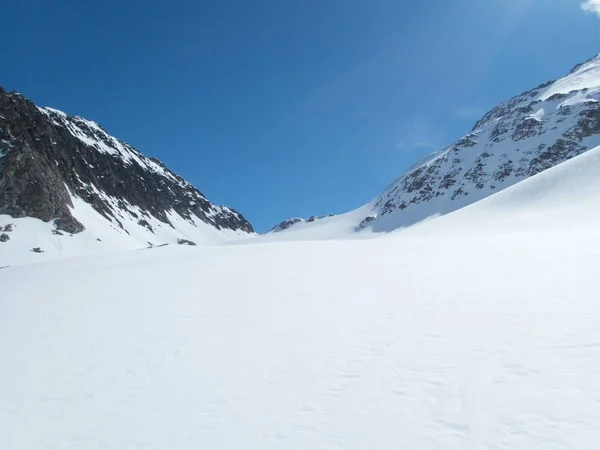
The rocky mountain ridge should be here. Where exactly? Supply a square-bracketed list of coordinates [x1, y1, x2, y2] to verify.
[269, 215, 334, 233]
[271, 54, 600, 234]
[0, 88, 254, 263]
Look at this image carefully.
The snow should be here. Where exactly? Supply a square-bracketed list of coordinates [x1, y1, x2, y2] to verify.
[327, 57, 600, 236]
[42, 107, 68, 117]
[557, 90, 598, 108]
[38, 106, 186, 185]
[2, 147, 600, 449]
[529, 107, 545, 121]
[539, 54, 600, 101]
[0, 189, 252, 267]
[260, 207, 372, 241]
[428, 142, 600, 233]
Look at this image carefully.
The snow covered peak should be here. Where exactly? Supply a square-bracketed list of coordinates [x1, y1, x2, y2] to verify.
[539, 54, 600, 101]
[364, 58, 600, 232]
[38, 106, 184, 184]
[0, 90, 254, 265]
[268, 54, 600, 238]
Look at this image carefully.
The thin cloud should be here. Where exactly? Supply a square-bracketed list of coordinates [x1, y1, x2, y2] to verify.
[396, 117, 443, 152]
[582, 0, 600, 19]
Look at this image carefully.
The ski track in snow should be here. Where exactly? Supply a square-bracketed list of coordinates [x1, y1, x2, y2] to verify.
[2, 146, 600, 449]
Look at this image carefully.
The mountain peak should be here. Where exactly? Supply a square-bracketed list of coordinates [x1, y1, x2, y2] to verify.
[0, 89, 254, 265]
[267, 54, 600, 238]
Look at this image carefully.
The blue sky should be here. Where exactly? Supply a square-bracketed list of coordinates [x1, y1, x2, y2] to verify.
[1, 0, 599, 231]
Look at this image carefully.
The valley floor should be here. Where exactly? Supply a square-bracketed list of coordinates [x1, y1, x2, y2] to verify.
[2, 226, 600, 449]
[2, 149, 600, 449]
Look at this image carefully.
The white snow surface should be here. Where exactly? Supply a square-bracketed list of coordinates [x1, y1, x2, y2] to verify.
[0, 191, 251, 267]
[2, 147, 600, 449]
[539, 54, 600, 101]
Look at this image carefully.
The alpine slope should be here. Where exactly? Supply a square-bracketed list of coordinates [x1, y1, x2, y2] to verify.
[269, 55, 600, 238]
[0, 88, 254, 267]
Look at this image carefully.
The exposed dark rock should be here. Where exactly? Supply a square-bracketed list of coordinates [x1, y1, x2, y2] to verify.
[512, 118, 543, 141]
[270, 217, 304, 232]
[529, 139, 584, 176]
[493, 162, 514, 183]
[177, 239, 197, 246]
[268, 213, 335, 233]
[0, 233, 9, 242]
[355, 215, 376, 232]
[456, 134, 478, 148]
[0, 92, 85, 234]
[31, 247, 44, 253]
[451, 187, 468, 200]
[0, 89, 254, 235]
[137, 219, 154, 233]
[547, 93, 568, 101]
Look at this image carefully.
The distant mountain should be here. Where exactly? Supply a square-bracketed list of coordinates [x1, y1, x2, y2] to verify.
[0, 88, 254, 264]
[269, 215, 333, 233]
[270, 54, 600, 235]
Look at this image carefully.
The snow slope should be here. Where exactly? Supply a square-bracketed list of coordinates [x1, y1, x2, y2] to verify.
[0, 193, 252, 267]
[2, 147, 600, 449]
[270, 54, 600, 236]
[401, 142, 600, 237]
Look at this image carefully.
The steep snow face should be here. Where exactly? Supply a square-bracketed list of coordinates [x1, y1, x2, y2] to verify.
[38, 107, 184, 183]
[400, 143, 600, 236]
[539, 56, 600, 101]
[0, 89, 254, 265]
[0, 193, 253, 267]
[268, 55, 600, 236]
[36, 106, 252, 233]
[2, 146, 600, 449]
[364, 55, 600, 232]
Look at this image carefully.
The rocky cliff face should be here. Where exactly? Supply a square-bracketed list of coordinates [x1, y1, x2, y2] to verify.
[0, 87, 253, 255]
[269, 55, 600, 235]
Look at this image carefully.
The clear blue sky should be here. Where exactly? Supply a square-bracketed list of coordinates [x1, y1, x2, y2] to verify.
[1, 0, 599, 231]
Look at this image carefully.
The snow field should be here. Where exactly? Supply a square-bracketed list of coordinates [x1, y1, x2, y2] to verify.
[2, 189, 600, 448]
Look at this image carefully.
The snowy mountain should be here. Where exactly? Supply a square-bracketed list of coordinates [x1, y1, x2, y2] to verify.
[0, 88, 254, 265]
[271, 55, 600, 235]
[269, 215, 333, 233]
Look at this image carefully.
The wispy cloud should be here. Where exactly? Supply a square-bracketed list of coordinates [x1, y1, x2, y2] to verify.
[396, 117, 443, 153]
[582, 0, 600, 19]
